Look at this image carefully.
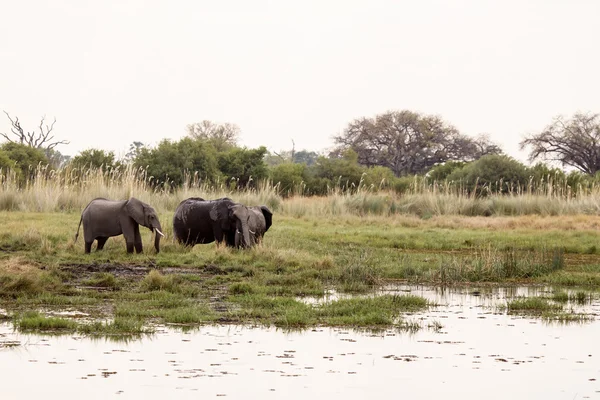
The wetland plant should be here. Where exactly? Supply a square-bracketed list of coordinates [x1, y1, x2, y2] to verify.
[14, 311, 78, 332]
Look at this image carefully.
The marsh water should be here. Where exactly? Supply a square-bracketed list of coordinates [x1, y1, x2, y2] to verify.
[1, 286, 599, 399]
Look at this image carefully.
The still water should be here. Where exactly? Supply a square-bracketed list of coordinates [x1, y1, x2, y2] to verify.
[1, 286, 599, 399]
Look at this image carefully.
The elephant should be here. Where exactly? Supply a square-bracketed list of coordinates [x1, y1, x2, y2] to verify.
[235, 205, 273, 247]
[172, 197, 254, 248]
[75, 197, 164, 254]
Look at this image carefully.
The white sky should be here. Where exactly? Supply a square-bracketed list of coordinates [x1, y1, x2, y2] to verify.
[1, 0, 599, 163]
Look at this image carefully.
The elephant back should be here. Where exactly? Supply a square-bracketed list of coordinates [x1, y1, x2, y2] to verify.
[173, 197, 221, 245]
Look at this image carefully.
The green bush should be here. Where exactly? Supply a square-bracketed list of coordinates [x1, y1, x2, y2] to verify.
[269, 163, 307, 196]
[447, 155, 529, 195]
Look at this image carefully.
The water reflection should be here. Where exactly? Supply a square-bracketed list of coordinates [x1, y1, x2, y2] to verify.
[1, 286, 599, 399]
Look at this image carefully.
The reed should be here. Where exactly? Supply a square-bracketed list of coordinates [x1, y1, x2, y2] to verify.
[2, 164, 600, 217]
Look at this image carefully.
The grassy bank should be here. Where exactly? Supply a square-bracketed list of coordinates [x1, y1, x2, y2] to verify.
[1, 208, 600, 336]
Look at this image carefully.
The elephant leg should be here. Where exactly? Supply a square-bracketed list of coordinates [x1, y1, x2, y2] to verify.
[96, 237, 109, 250]
[85, 241, 93, 254]
[133, 225, 143, 254]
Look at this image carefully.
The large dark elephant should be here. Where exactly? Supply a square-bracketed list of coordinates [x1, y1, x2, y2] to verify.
[235, 205, 273, 247]
[173, 197, 254, 247]
[75, 197, 164, 254]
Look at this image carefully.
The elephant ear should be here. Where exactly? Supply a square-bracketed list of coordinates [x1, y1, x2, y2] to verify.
[209, 202, 230, 230]
[260, 206, 273, 232]
[126, 197, 146, 226]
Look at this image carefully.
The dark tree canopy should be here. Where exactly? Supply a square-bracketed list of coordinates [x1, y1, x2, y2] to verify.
[134, 138, 219, 187]
[217, 146, 268, 188]
[0, 142, 49, 183]
[333, 110, 501, 176]
[70, 149, 119, 171]
[520, 112, 600, 175]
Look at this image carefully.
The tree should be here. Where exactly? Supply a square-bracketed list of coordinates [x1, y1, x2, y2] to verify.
[70, 149, 119, 171]
[520, 112, 600, 175]
[186, 120, 240, 151]
[333, 110, 501, 176]
[123, 141, 146, 164]
[264, 149, 320, 166]
[1, 111, 68, 150]
[0, 142, 49, 183]
[294, 150, 319, 166]
[217, 146, 268, 188]
[134, 138, 219, 187]
[269, 163, 307, 196]
[447, 155, 529, 194]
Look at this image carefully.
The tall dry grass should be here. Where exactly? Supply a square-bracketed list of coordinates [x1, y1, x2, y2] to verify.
[2, 164, 600, 217]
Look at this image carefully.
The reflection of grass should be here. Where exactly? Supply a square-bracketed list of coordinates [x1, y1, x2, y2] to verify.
[542, 312, 593, 323]
[551, 290, 593, 304]
[505, 296, 594, 323]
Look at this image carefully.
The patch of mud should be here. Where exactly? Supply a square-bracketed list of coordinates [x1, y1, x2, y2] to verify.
[60, 263, 228, 281]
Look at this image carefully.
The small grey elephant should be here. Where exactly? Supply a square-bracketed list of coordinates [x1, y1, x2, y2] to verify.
[75, 197, 164, 254]
[236, 205, 273, 247]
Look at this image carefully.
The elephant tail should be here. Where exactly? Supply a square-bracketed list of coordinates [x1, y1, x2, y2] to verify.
[74, 215, 83, 242]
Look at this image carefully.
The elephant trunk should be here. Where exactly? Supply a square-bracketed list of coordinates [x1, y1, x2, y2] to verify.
[153, 222, 163, 253]
[236, 218, 251, 248]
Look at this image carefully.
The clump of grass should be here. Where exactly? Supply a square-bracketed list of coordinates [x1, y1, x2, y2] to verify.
[228, 293, 315, 327]
[438, 247, 564, 283]
[317, 295, 428, 326]
[551, 290, 592, 304]
[0, 269, 66, 297]
[540, 271, 600, 286]
[161, 306, 217, 324]
[338, 258, 383, 293]
[139, 270, 196, 295]
[507, 297, 562, 313]
[229, 282, 260, 295]
[14, 311, 78, 332]
[551, 291, 570, 303]
[140, 270, 173, 291]
[542, 312, 593, 323]
[81, 272, 122, 289]
[79, 317, 150, 336]
[15, 293, 101, 306]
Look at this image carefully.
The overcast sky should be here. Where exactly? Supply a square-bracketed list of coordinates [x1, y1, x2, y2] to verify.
[1, 0, 599, 162]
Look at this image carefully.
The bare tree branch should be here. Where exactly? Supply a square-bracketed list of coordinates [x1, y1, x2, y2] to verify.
[520, 112, 600, 175]
[1, 111, 69, 150]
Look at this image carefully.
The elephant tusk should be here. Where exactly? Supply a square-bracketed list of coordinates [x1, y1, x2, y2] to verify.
[155, 228, 165, 237]
[249, 229, 255, 235]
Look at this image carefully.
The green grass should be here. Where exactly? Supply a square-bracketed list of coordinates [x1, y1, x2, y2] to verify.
[502, 296, 593, 323]
[14, 311, 78, 332]
[2, 210, 600, 336]
[78, 317, 150, 336]
[507, 297, 563, 312]
[550, 290, 593, 304]
[226, 293, 429, 328]
[81, 272, 122, 289]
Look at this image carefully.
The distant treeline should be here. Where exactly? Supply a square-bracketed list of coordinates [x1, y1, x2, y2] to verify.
[2, 110, 600, 197]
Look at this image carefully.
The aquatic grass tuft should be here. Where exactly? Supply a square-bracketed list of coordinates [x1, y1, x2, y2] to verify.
[14, 311, 78, 332]
[437, 246, 564, 283]
[507, 297, 562, 313]
[79, 317, 150, 336]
